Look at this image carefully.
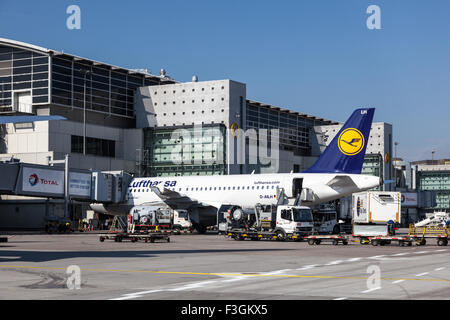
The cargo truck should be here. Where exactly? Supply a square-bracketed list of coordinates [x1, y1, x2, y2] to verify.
[225, 203, 314, 241]
[352, 191, 403, 245]
[129, 205, 192, 233]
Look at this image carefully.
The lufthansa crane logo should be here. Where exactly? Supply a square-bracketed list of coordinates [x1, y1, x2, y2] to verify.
[338, 128, 365, 156]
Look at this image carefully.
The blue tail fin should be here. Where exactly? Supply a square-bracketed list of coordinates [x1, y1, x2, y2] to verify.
[304, 108, 375, 174]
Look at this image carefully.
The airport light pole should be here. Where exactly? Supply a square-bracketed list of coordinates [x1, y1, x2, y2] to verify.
[80, 69, 91, 155]
[394, 141, 398, 191]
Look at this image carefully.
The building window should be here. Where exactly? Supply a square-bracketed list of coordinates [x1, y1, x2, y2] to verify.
[71, 135, 115, 157]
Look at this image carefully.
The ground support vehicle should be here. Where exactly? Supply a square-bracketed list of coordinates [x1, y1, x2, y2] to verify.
[129, 206, 192, 234]
[408, 225, 449, 246]
[227, 230, 303, 241]
[366, 235, 412, 246]
[44, 216, 72, 233]
[305, 234, 349, 245]
[99, 232, 170, 243]
[225, 202, 314, 241]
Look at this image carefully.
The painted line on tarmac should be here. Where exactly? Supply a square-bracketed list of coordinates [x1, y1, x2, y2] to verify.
[0, 264, 449, 283]
[392, 280, 405, 284]
[361, 287, 381, 294]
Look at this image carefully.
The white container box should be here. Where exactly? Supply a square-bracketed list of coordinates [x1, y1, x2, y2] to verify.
[352, 191, 401, 224]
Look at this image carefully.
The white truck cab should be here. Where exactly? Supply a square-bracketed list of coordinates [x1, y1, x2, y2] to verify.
[173, 209, 192, 231]
[277, 205, 314, 235]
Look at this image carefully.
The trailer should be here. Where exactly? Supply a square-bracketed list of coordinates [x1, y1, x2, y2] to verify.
[99, 232, 170, 243]
[408, 225, 449, 246]
[305, 234, 349, 246]
[227, 230, 304, 241]
[366, 235, 413, 246]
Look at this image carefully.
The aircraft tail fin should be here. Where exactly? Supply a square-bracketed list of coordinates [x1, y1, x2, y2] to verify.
[304, 108, 375, 174]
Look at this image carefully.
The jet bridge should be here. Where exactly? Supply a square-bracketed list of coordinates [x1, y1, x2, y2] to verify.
[0, 162, 132, 204]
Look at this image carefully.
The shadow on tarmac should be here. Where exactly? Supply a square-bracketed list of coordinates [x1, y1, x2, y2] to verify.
[0, 248, 294, 263]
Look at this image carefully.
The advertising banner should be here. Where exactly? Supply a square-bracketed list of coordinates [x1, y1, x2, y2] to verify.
[69, 172, 91, 197]
[21, 167, 91, 198]
[22, 167, 64, 195]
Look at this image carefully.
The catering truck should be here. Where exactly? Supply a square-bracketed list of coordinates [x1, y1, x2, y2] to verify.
[352, 191, 404, 245]
[225, 203, 314, 241]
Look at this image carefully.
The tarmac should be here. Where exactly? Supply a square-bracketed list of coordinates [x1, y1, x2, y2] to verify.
[0, 231, 449, 300]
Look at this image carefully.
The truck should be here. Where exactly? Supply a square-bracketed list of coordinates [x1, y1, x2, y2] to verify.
[129, 205, 192, 234]
[312, 202, 353, 234]
[352, 191, 403, 245]
[225, 203, 314, 241]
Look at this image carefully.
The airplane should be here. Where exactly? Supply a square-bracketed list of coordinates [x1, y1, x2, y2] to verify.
[91, 108, 380, 233]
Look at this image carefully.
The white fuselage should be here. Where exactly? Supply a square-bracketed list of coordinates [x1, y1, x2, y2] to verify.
[126, 172, 380, 210]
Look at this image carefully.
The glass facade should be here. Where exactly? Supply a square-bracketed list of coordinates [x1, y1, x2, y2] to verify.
[143, 125, 227, 177]
[0, 45, 49, 110]
[51, 55, 163, 118]
[0, 42, 171, 119]
[71, 135, 116, 158]
[246, 102, 332, 156]
[361, 154, 383, 191]
[418, 171, 450, 209]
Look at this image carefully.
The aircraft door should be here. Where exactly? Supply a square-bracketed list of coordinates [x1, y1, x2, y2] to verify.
[292, 178, 303, 198]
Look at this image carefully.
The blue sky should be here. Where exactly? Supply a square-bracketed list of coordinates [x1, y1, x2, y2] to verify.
[1, 0, 449, 161]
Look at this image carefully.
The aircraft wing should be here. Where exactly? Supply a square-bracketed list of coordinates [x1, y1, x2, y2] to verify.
[150, 186, 204, 209]
[326, 175, 358, 193]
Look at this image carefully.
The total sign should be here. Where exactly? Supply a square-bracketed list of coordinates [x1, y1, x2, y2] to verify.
[22, 167, 91, 197]
[23, 167, 63, 194]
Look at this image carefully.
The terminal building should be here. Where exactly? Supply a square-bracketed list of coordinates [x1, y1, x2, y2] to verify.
[0, 38, 396, 229]
[0, 38, 174, 173]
